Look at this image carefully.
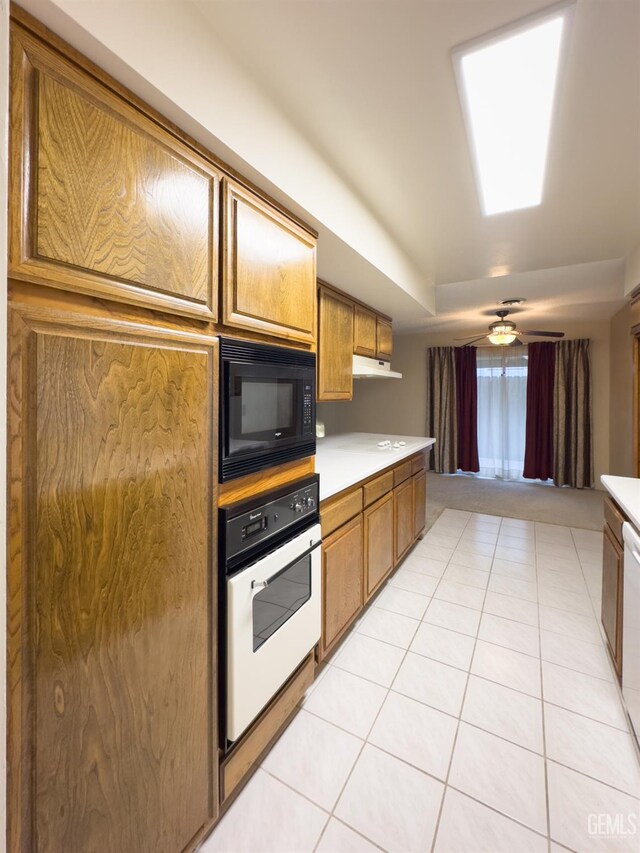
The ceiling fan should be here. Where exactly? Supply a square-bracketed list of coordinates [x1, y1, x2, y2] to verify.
[455, 310, 565, 347]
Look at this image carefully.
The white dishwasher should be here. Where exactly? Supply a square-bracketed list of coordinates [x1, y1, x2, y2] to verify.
[622, 521, 640, 745]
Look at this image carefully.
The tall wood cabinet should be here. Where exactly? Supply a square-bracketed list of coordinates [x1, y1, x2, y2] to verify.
[8, 307, 218, 852]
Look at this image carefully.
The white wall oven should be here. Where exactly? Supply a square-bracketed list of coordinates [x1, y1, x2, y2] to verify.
[220, 476, 321, 743]
[219, 338, 316, 482]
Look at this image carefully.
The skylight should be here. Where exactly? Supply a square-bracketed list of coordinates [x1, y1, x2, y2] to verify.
[454, 8, 570, 216]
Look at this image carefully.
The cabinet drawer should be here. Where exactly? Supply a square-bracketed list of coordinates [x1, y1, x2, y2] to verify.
[604, 495, 626, 546]
[393, 460, 412, 487]
[363, 470, 394, 507]
[321, 488, 363, 538]
[411, 453, 426, 475]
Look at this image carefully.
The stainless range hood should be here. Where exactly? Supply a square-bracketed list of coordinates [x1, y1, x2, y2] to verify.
[352, 354, 403, 380]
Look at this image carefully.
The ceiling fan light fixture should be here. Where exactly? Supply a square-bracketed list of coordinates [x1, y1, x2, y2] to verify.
[488, 332, 517, 345]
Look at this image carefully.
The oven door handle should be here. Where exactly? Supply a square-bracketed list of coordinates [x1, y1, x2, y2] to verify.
[247, 537, 322, 598]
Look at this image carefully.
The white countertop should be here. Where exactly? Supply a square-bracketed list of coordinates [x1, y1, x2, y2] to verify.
[315, 432, 436, 501]
[601, 475, 640, 531]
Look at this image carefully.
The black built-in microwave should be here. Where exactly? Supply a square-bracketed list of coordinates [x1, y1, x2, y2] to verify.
[219, 338, 316, 482]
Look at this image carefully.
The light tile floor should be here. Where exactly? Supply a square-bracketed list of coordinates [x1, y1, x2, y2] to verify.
[201, 509, 640, 852]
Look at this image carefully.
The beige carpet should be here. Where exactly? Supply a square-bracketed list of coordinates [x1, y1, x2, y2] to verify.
[426, 472, 604, 531]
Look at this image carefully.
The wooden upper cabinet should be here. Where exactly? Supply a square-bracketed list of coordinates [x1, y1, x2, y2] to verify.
[376, 318, 393, 361]
[7, 308, 218, 852]
[317, 285, 354, 401]
[354, 306, 377, 357]
[222, 179, 317, 344]
[9, 26, 220, 320]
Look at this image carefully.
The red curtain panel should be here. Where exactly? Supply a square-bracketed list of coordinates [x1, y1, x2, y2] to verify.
[523, 342, 555, 480]
[455, 347, 480, 473]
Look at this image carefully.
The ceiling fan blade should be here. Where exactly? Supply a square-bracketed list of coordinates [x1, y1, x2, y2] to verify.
[519, 330, 565, 338]
[508, 338, 524, 347]
[456, 335, 488, 346]
[454, 333, 486, 341]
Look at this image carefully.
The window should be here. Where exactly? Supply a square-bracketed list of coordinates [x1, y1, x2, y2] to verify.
[453, 5, 572, 215]
[476, 347, 528, 479]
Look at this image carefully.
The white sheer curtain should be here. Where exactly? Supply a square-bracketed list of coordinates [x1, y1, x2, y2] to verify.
[476, 346, 528, 480]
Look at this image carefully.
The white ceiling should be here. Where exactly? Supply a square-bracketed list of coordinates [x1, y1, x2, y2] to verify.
[193, 0, 640, 332]
[14, 0, 640, 333]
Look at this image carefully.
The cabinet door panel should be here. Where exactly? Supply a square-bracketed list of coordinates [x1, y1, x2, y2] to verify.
[354, 306, 376, 357]
[8, 312, 217, 852]
[413, 470, 426, 540]
[223, 179, 317, 343]
[10, 28, 220, 320]
[394, 480, 414, 564]
[317, 287, 354, 401]
[364, 492, 394, 599]
[602, 523, 623, 677]
[376, 318, 393, 361]
[321, 515, 363, 657]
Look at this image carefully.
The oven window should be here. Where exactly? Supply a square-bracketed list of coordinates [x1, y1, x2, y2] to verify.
[252, 553, 311, 651]
[241, 380, 293, 435]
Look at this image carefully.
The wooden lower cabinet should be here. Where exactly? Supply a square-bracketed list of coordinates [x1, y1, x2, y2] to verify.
[320, 514, 364, 658]
[364, 492, 394, 599]
[602, 522, 624, 677]
[394, 479, 414, 563]
[7, 307, 218, 852]
[413, 470, 426, 539]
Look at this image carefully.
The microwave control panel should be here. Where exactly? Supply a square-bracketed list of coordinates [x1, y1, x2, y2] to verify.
[303, 383, 314, 434]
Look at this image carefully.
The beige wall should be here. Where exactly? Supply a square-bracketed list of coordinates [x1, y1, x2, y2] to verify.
[609, 303, 635, 476]
[320, 320, 612, 489]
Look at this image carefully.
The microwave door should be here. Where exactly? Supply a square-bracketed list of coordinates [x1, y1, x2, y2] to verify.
[227, 367, 303, 458]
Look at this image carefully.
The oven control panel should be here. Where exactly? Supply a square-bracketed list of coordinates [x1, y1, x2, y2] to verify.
[222, 476, 320, 567]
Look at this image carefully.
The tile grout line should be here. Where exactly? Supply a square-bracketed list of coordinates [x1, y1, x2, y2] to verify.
[311, 576, 430, 852]
[429, 510, 490, 853]
[535, 526, 553, 852]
